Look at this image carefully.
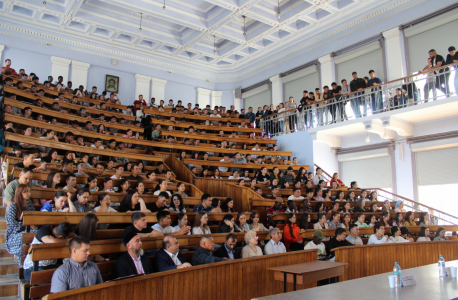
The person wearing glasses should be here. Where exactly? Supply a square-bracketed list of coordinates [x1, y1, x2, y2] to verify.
[241, 231, 263, 258]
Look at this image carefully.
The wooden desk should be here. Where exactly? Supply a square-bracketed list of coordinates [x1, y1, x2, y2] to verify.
[268, 261, 347, 293]
[257, 260, 458, 300]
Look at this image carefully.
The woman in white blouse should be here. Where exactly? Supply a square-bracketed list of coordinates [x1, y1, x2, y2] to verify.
[169, 194, 186, 213]
[174, 212, 191, 235]
[93, 193, 117, 213]
[416, 227, 431, 242]
[192, 212, 211, 235]
[241, 231, 263, 258]
[153, 180, 172, 196]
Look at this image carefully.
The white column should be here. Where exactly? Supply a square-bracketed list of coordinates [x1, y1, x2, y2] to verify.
[0, 45, 5, 62]
[269, 74, 283, 106]
[233, 90, 241, 112]
[211, 91, 223, 107]
[135, 74, 151, 101]
[318, 54, 335, 87]
[70, 60, 90, 89]
[383, 27, 407, 80]
[151, 77, 167, 101]
[197, 87, 211, 107]
[51, 56, 71, 83]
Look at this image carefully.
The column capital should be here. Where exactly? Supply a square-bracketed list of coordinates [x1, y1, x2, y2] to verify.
[135, 74, 152, 83]
[51, 56, 72, 67]
[318, 54, 333, 65]
[151, 77, 167, 86]
[197, 87, 212, 96]
[211, 90, 223, 97]
[383, 27, 402, 40]
[269, 74, 282, 84]
[71, 60, 90, 71]
[0, 44, 5, 55]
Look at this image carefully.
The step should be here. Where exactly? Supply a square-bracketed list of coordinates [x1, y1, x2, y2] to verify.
[0, 257, 18, 276]
[0, 207, 5, 216]
[0, 218, 6, 230]
[0, 275, 19, 297]
[0, 244, 13, 258]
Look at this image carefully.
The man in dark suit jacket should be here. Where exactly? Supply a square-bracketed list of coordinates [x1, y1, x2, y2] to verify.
[154, 236, 192, 272]
[214, 233, 240, 260]
[114, 232, 154, 278]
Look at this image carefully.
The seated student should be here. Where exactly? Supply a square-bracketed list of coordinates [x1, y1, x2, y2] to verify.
[353, 199, 366, 213]
[152, 211, 190, 235]
[114, 232, 154, 278]
[367, 224, 388, 245]
[169, 194, 186, 213]
[23, 222, 75, 281]
[247, 211, 271, 232]
[193, 193, 220, 213]
[122, 212, 163, 240]
[304, 230, 329, 259]
[241, 230, 263, 258]
[173, 182, 188, 197]
[211, 168, 223, 179]
[392, 212, 405, 227]
[218, 214, 239, 233]
[4, 167, 35, 206]
[221, 198, 235, 213]
[326, 228, 354, 259]
[345, 224, 363, 245]
[118, 189, 149, 212]
[93, 193, 117, 213]
[394, 200, 406, 213]
[387, 226, 414, 243]
[41, 190, 77, 212]
[433, 227, 449, 241]
[404, 211, 417, 227]
[263, 228, 286, 255]
[266, 200, 284, 227]
[416, 226, 432, 242]
[285, 200, 299, 213]
[214, 233, 240, 260]
[355, 213, 370, 228]
[71, 189, 91, 212]
[125, 163, 143, 181]
[256, 167, 271, 186]
[13, 150, 37, 170]
[62, 173, 78, 191]
[328, 212, 343, 229]
[154, 236, 192, 272]
[288, 188, 304, 201]
[5, 184, 37, 256]
[313, 213, 329, 230]
[153, 162, 167, 174]
[191, 235, 226, 266]
[50, 237, 103, 293]
[146, 192, 170, 212]
[111, 165, 124, 180]
[192, 212, 211, 235]
[283, 213, 303, 251]
[153, 180, 172, 196]
[73, 213, 105, 262]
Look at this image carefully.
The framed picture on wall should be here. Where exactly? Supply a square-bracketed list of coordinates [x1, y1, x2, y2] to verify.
[105, 75, 119, 93]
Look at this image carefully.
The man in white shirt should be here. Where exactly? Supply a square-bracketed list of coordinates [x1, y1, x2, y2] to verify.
[111, 165, 124, 180]
[304, 230, 328, 259]
[288, 188, 304, 201]
[90, 138, 104, 149]
[368, 224, 388, 245]
[264, 228, 286, 255]
[251, 143, 261, 159]
[151, 211, 190, 235]
[219, 154, 232, 172]
[345, 224, 364, 245]
[63, 173, 77, 191]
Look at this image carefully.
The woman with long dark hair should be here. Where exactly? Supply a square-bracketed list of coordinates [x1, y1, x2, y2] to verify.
[221, 198, 235, 212]
[118, 189, 149, 212]
[170, 194, 186, 213]
[74, 213, 104, 262]
[417, 226, 431, 242]
[283, 213, 303, 251]
[93, 193, 117, 213]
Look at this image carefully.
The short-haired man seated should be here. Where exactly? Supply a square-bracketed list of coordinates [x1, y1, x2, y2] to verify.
[325, 228, 354, 260]
[50, 236, 103, 293]
[214, 233, 240, 260]
[123, 212, 164, 239]
[114, 232, 154, 278]
[23, 222, 75, 281]
[346, 224, 364, 245]
[153, 236, 192, 272]
[13, 150, 36, 170]
[191, 235, 227, 266]
[304, 230, 330, 260]
[264, 228, 286, 255]
[151, 211, 190, 235]
[368, 224, 388, 245]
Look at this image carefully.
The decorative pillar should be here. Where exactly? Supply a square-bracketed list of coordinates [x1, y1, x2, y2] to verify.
[70, 60, 90, 89]
[0, 45, 5, 63]
[211, 91, 223, 108]
[197, 87, 211, 107]
[233, 90, 242, 112]
[135, 74, 151, 101]
[51, 56, 71, 83]
[383, 27, 407, 80]
[151, 77, 167, 101]
[318, 54, 336, 87]
[269, 74, 283, 106]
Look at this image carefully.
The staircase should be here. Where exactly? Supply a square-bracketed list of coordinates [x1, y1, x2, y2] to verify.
[0, 195, 21, 300]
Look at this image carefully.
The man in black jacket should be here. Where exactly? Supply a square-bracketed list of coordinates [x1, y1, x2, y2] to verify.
[349, 72, 366, 118]
[214, 234, 240, 260]
[153, 236, 192, 272]
[191, 235, 227, 266]
[325, 228, 354, 259]
[114, 232, 154, 278]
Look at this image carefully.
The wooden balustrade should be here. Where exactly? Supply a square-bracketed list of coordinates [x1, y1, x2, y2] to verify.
[225, 183, 260, 213]
[194, 178, 238, 197]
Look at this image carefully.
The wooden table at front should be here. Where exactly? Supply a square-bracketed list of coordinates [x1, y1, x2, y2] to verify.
[268, 261, 348, 293]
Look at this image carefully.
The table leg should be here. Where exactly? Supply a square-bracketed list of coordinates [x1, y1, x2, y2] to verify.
[284, 272, 287, 293]
[336, 276, 339, 283]
[293, 274, 297, 291]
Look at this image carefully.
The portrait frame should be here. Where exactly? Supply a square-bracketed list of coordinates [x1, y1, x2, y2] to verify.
[105, 75, 119, 93]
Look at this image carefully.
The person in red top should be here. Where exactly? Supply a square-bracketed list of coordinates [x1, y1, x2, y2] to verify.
[283, 213, 303, 251]
[133, 95, 147, 115]
[1, 59, 18, 76]
[330, 172, 345, 187]
[266, 201, 284, 227]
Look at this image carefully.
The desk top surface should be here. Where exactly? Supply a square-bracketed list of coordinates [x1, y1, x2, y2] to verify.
[268, 261, 348, 275]
[257, 260, 458, 299]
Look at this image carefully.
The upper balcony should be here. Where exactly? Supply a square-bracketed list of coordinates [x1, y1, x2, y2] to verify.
[258, 65, 458, 148]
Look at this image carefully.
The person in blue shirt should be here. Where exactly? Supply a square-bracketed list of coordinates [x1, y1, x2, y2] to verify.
[192, 193, 221, 213]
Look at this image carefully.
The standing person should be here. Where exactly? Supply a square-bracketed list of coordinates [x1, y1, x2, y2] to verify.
[367, 70, 383, 114]
[50, 237, 103, 293]
[299, 91, 309, 128]
[429, 49, 449, 96]
[349, 72, 366, 118]
[445, 46, 458, 94]
[330, 82, 342, 123]
[286, 97, 297, 133]
[340, 79, 350, 120]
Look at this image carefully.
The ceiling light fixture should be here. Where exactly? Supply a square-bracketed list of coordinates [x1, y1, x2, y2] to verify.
[139, 13, 143, 32]
[163, 0, 166, 12]
[365, 132, 370, 143]
[242, 15, 247, 37]
[213, 35, 216, 54]
[277, 0, 281, 19]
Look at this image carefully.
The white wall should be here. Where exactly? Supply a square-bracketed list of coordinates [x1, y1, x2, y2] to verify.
[284, 72, 320, 103]
[276, 130, 314, 168]
[394, 142, 415, 200]
[312, 141, 339, 176]
[164, 81, 197, 106]
[86, 64, 135, 103]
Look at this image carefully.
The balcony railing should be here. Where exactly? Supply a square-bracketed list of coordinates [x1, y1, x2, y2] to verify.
[259, 65, 457, 137]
